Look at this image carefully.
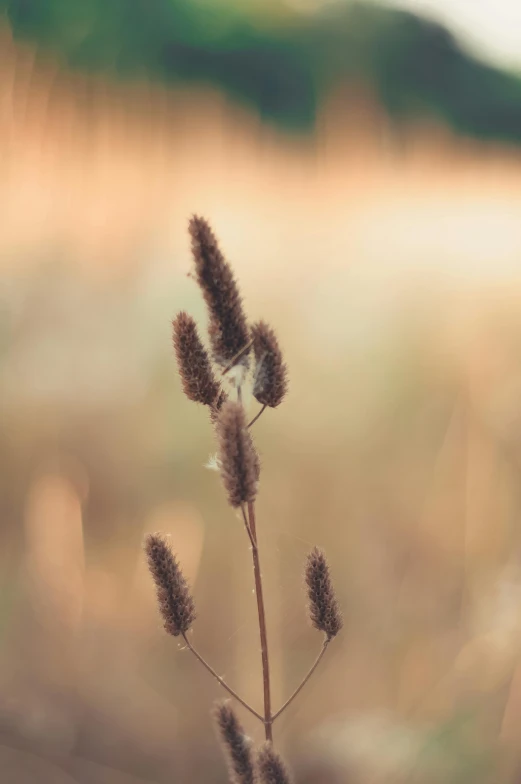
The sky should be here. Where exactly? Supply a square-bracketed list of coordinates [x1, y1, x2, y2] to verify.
[369, 0, 521, 70]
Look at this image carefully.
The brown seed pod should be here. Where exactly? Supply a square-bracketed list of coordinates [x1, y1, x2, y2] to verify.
[251, 321, 288, 408]
[172, 311, 225, 408]
[189, 215, 250, 368]
[257, 743, 292, 784]
[217, 401, 260, 508]
[305, 547, 343, 640]
[145, 534, 196, 637]
[214, 702, 255, 784]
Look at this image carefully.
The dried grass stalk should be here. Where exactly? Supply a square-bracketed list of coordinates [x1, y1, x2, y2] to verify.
[144, 215, 343, 784]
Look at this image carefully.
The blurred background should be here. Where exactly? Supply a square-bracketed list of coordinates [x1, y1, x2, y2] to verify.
[3, 0, 521, 781]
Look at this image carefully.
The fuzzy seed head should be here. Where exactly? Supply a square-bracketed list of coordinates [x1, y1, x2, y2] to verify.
[210, 387, 229, 423]
[214, 702, 255, 784]
[305, 547, 342, 640]
[217, 401, 260, 508]
[251, 321, 288, 408]
[257, 743, 292, 784]
[145, 534, 196, 637]
[188, 215, 250, 368]
[172, 311, 225, 408]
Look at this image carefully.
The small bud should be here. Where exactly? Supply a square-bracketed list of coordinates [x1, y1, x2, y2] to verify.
[172, 311, 225, 408]
[217, 401, 260, 508]
[188, 215, 250, 368]
[145, 534, 196, 637]
[251, 321, 288, 408]
[214, 702, 255, 784]
[305, 547, 342, 640]
[257, 743, 292, 784]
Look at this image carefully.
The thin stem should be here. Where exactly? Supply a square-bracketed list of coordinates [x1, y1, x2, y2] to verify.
[272, 638, 329, 721]
[247, 501, 273, 741]
[221, 339, 254, 376]
[182, 633, 263, 722]
[241, 504, 255, 549]
[248, 404, 267, 428]
[237, 384, 242, 404]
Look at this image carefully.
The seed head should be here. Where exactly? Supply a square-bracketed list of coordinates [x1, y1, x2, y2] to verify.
[257, 743, 292, 784]
[214, 702, 255, 784]
[172, 312, 225, 408]
[251, 321, 288, 408]
[305, 547, 342, 640]
[210, 387, 229, 424]
[188, 215, 250, 368]
[217, 401, 260, 508]
[145, 534, 196, 637]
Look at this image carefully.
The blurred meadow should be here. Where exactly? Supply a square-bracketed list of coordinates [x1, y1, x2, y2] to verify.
[3, 0, 521, 781]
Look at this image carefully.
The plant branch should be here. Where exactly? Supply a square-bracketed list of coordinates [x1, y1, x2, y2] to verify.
[241, 505, 255, 549]
[221, 339, 254, 376]
[248, 404, 267, 428]
[272, 638, 329, 721]
[182, 633, 263, 722]
[247, 500, 273, 741]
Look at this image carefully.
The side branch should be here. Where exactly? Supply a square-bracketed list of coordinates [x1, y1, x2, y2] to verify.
[182, 633, 263, 722]
[248, 404, 267, 428]
[272, 638, 330, 721]
[221, 339, 255, 376]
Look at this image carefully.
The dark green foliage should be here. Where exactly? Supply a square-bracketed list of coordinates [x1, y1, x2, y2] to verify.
[4, 0, 521, 142]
